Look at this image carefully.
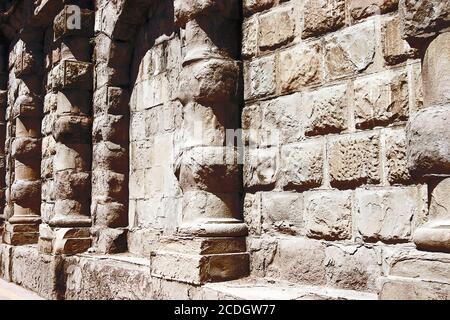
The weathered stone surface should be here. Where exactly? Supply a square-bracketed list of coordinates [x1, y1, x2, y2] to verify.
[324, 21, 376, 79]
[406, 105, 450, 175]
[349, 0, 398, 21]
[260, 93, 302, 145]
[242, 16, 258, 58]
[304, 190, 352, 240]
[10, 246, 63, 299]
[400, 0, 450, 43]
[280, 141, 324, 190]
[382, 16, 417, 65]
[329, 133, 381, 188]
[380, 278, 450, 300]
[258, 5, 295, 51]
[303, 84, 348, 136]
[354, 186, 426, 242]
[325, 244, 382, 292]
[354, 70, 409, 129]
[245, 56, 276, 99]
[422, 32, 450, 107]
[261, 192, 303, 235]
[266, 238, 326, 285]
[243, 0, 276, 16]
[278, 42, 322, 93]
[302, 0, 345, 38]
[384, 129, 410, 183]
[244, 148, 279, 191]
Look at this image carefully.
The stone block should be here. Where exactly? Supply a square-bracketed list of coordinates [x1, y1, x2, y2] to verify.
[260, 93, 302, 145]
[407, 105, 450, 175]
[382, 16, 417, 65]
[151, 250, 249, 285]
[400, 0, 450, 43]
[243, 0, 276, 16]
[349, 0, 398, 21]
[245, 56, 276, 100]
[10, 246, 64, 299]
[380, 278, 450, 300]
[243, 193, 262, 236]
[278, 42, 322, 93]
[354, 186, 427, 242]
[53, 6, 94, 40]
[259, 6, 295, 51]
[242, 16, 258, 58]
[302, 0, 345, 38]
[64, 255, 153, 300]
[54, 60, 93, 91]
[325, 244, 382, 292]
[354, 70, 409, 129]
[324, 21, 376, 79]
[304, 190, 352, 240]
[261, 192, 303, 235]
[303, 84, 348, 136]
[384, 128, 410, 183]
[329, 133, 381, 188]
[280, 141, 324, 190]
[266, 238, 326, 285]
[244, 147, 279, 191]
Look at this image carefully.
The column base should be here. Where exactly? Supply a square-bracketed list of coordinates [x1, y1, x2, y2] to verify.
[150, 237, 249, 285]
[414, 220, 450, 253]
[178, 219, 248, 237]
[2, 222, 39, 245]
[38, 224, 92, 255]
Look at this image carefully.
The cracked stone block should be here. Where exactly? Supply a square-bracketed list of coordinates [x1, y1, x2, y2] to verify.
[302, 0, 345, 38]
[354, 186, 427, 242]
[54, 60, 93, 91]
[325, 245, 382, 292]
[324, 21, 376, 80]
[304, 190, 352, 240]
[243, 193, 262, 236]
[243, 0, 277, 16]
[354, 70, 409, 129]
[53, 6, 94, 40]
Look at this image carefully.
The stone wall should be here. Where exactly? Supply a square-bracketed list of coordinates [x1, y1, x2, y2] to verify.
[242, 0, 429, 293]
[0, 0, 448, 300]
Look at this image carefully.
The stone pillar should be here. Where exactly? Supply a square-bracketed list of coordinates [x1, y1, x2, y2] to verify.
[3, 29, 43, 245]
[90, 0, 152, 254]
[0, 44, 7, 238]
[150, 0, 249, 284]
[38, 4, 94, 254]
[400, 0, 450, 252]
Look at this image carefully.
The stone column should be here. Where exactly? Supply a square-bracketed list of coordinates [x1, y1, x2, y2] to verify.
[400, 0, 450, 252]
[3, 29, 43, 245]
[0, 44, 7, 237]
[38, 4, 94, 254]
[150, 0, 249, 284]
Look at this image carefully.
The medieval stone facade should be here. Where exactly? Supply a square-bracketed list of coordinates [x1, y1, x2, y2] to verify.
[0, 0, 449, 300]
